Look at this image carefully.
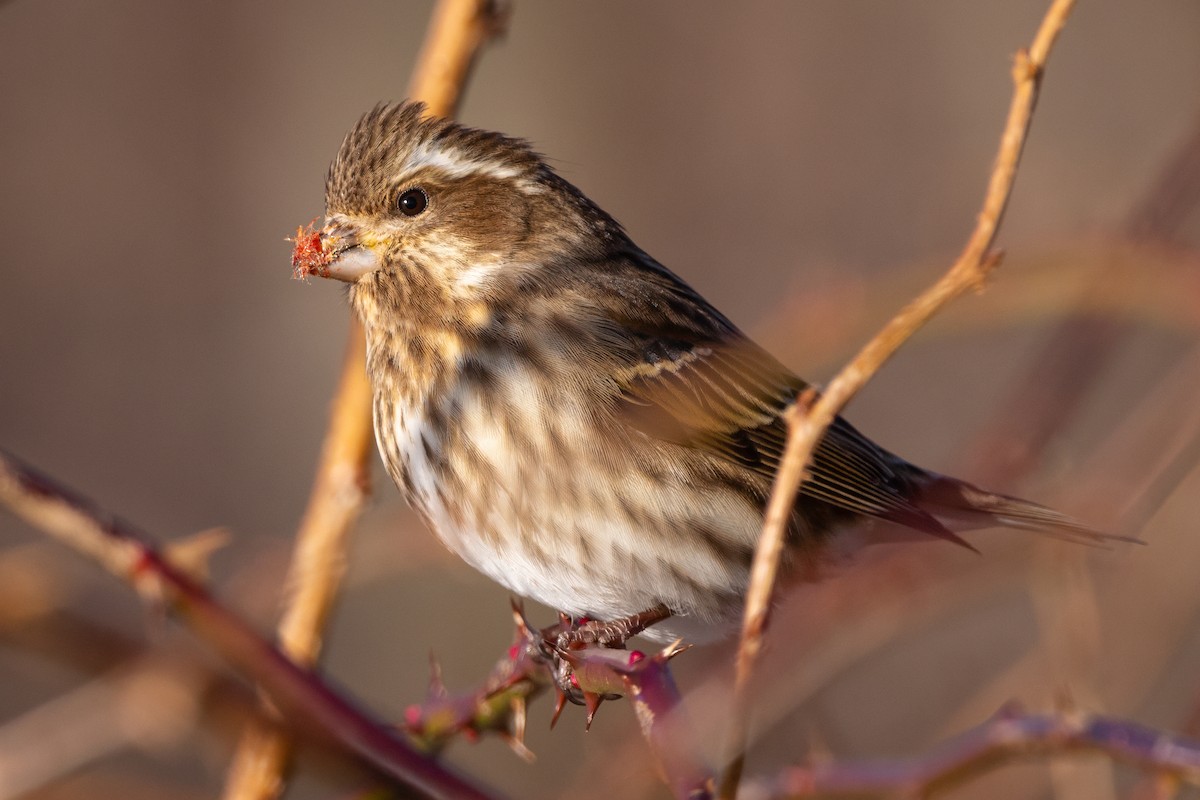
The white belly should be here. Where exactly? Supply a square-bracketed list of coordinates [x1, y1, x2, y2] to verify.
[377, 361, 762, 640]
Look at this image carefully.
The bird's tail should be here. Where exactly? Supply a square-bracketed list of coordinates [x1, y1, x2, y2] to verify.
[911, 473, 1139, 547]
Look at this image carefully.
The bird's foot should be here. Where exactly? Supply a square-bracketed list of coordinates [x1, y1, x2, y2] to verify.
[540, 605, 672, 706]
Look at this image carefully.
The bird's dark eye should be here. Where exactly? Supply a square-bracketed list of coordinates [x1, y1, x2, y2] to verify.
[396, 188, 428, 217]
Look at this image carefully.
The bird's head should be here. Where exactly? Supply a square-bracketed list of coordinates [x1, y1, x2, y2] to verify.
[307, 102, 626, 309]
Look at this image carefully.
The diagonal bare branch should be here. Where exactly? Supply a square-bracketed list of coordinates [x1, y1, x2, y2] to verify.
[720, 1, 1079, 796]
[0, 449, 500, 800]
[744, 708, 1200, 799]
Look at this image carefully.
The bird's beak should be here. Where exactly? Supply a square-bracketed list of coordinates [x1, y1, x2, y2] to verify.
[317, 218, 384, 282]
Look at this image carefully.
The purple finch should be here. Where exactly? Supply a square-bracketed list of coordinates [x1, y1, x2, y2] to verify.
[297, 102, 1115, 644]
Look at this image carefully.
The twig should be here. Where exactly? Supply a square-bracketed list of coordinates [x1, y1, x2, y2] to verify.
[222, 2, 508, 799]
[407, 0, 509, 119]
[742, 708, 1200, 799]
[402, 604, 551, 759]
[402, 606, 712, 798]
[719, 1, 1078, 796]
[16, 421, 1185, 800]
[0, 450, 500, 800]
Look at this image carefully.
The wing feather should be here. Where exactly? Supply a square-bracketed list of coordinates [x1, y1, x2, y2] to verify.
[578, 251, 1111, 549]
[616, 336, 963, 541]
[581, 250, 969, 545]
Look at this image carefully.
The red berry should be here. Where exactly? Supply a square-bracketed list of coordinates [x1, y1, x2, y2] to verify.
[289, 221, 331, 279]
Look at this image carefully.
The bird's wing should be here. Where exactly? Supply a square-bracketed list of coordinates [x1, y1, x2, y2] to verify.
[604, 255, 962, 541]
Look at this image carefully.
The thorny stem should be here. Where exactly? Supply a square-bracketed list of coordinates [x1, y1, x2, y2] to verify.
[8, 448, 1200, 799]
[403, 607, 709, 800]
[743, 708, 1200, 799]
[222, 2, 509, 799]
[0, 450, 499, 800]
[720, 0, 1078, 797]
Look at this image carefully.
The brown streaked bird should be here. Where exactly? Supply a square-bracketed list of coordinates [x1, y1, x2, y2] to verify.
[301, 101, 1118, 644]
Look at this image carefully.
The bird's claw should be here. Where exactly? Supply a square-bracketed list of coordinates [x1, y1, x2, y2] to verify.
[538, 605, 673, 709]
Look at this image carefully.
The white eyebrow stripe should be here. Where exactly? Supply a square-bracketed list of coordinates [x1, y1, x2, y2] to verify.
[405, 143, 522, 181]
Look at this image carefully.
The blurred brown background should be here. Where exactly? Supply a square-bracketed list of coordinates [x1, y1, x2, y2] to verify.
[1, 2, 1199, 798]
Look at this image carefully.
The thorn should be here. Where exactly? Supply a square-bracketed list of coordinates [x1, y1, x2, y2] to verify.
[501, 730, 537, 763]
[508, 599, 528, 638]
[165, 527, 230, 583]
[550, 687, 568, 730]
[510, 696, 527, 744]
[584, 692, 603, 731]
[511, 598, 536, 641]
[502, 696, 536, 762]
[549, 681, 573, 729]
[659, 638, 692, 662]
[427, 651, 446, 699]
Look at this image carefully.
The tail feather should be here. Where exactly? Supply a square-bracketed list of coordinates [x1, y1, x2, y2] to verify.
[912, 473, 1141, 547]
[876, 500, 980, 553]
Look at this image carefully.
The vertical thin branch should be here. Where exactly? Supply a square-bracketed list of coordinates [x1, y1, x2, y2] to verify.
[717, 1, 1078, 797]
[222, 2, 508, 799]
[407, 0, 509, 119]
